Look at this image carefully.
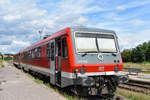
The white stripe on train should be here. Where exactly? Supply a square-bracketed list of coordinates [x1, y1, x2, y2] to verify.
[18, 63, 123, 79]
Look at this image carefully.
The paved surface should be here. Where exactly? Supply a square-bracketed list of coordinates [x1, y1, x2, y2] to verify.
[0, 62, 66, 100]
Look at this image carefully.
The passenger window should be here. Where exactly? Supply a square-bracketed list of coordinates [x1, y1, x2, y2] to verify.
[38, 47, 41, 58]
[47, 44, 50, 59]
[32, 50, 34, 59]
[34, 48, 38, 58]
[30, 50, 32, 59]
[50, 43, 54, 61]
[62, 38, 68, 58]
[58, 40, 61, 56]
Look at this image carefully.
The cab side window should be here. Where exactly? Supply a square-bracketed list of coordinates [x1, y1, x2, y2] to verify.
[62, 38, 68, 58]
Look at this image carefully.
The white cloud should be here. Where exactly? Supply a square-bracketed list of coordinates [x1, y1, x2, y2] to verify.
[3, 15, 21, 21]
[0, 40, 31, 54]
[1, 47, 7, 51]
[12, 40, 30, 46]
[118, 35, 135, 50]
[118, 29, 150, 50]
[131, 19, 145, 26]
[57, 0, 104, 15]
[116, 1, 150, 11]
[76, 16, 88, 25]
[116, 6, 126, 11]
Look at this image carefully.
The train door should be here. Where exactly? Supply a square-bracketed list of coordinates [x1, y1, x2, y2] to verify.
[55, 38, 61, 86]
[50, 36, 68, 87]
[49, 39, 56, 85]
[55, 36, 68, 87]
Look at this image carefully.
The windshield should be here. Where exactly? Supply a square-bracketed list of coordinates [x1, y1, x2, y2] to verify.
[75, 33, 117, 53]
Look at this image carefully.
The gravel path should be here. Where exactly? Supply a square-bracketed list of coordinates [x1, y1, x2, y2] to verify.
[0, 62, 67, 100]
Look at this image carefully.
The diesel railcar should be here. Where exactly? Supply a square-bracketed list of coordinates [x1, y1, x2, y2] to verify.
[13, 26, 128, 96]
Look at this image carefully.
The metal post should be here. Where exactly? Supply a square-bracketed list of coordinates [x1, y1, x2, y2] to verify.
[39, 30, 43, 40]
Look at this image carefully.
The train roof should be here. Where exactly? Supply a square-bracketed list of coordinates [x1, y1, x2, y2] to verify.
[18, 26, 116, 53]
[19, 27, 70, 53]
[70, 26, 116, 34]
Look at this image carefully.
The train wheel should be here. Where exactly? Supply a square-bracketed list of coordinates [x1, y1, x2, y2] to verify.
[72, 86, 89, 96]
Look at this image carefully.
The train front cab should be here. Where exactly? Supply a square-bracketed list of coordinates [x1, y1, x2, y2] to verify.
[49, 27, 128, 96]
[66, 27, 128, 96]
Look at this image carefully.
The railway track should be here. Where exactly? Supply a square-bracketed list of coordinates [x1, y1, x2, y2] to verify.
[119, 79, 150, 94]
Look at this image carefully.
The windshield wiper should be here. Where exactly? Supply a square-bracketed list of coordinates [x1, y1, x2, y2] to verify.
[112, 53, 117, 56]
[99, 51, 117, 56]
[80, 51, 98, 57]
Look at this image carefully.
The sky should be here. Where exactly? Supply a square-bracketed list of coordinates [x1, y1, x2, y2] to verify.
[0, 0, 150, 54]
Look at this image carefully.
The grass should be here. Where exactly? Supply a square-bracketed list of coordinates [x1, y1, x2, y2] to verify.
[6, 60, 13, 66]
[0, 60, 4, 68]
[25, 72, 85, 100]
[0, 61, 2, 67]
[123, 62, 150, 72]
[116, 88, 150, 100]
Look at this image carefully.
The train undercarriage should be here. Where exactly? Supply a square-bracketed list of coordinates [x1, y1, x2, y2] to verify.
[71, 75, 128, 98]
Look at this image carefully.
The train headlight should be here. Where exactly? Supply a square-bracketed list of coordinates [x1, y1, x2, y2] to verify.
[74, 69, 79, 73]
[80, 67, 86, 74]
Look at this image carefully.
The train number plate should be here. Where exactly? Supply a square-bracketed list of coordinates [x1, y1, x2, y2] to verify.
[99, 66, 104, 71]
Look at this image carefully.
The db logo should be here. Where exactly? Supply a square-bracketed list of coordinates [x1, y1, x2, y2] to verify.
[99, 66, 104, 71]
[97, 53, 103, 61]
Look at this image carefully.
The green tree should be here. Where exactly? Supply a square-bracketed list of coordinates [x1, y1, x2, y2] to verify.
[121, 49, 132, 62]
[0, 52, 3, 60]
[146, 43, 150, 61]
[122, 41, 150, 63]
[141, 42, 148, 61]
[131, 46, 145, 62]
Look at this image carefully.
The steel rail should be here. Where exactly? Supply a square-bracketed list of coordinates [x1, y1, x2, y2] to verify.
[118, 79, 150, 94]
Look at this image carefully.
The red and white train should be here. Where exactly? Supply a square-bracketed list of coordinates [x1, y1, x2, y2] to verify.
[13, 26, 128, 96]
